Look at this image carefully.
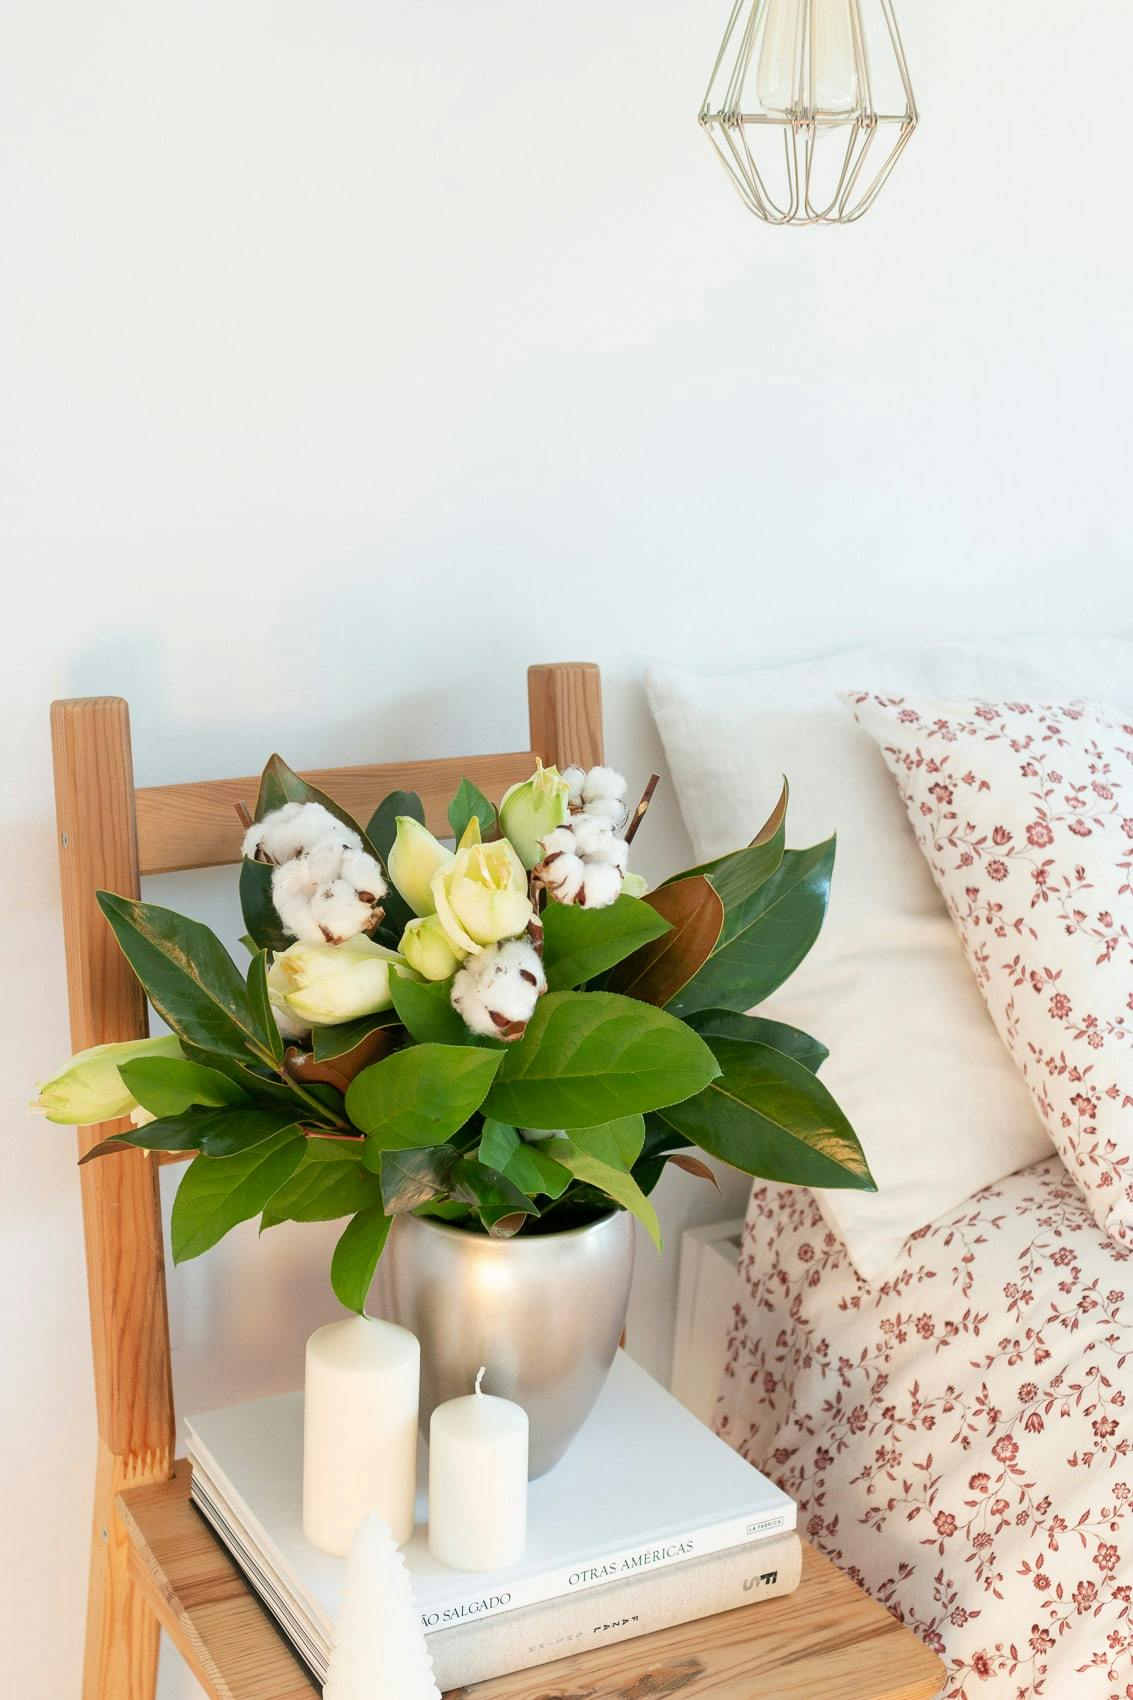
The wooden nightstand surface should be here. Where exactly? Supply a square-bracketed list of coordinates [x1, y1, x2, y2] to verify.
[119, 1464, 945, 1700]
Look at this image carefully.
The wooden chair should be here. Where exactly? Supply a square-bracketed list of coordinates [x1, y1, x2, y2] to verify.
[52, 660, 943, 1700]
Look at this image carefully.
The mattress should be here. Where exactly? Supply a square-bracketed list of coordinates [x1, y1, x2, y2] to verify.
[715, 1157, 1133, 1699]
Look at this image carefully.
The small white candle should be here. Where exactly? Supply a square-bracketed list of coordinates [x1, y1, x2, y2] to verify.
[303, 1315, 420, 1556]
[428, 1368, 528, 1573]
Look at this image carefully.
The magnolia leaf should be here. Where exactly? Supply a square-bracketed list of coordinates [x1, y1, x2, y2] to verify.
[606, 877, 724, 1008]
[532, 1137, 661, 1251]
[570, 1114, 645, 1170]
[503, 1141, 572, 1199]
[347, 1044, 503, 1157]
[170, 1131, 305, 1262]
[684, 1008, 829, 1075]
[477, 1119, 521, 1171]
[446, 1157, 540, 1235]
[380, 1145, 461, 1214]
[177, 1041, 306, 1111]
[118, 1056, 250, 1118]
[389, 975, 469, 1047]
[310, 1009, 402, 1063]
[366, 790, 424, 937]
[288, 1030, 399, 1095]
[448, 778, 497, 844]
[484, 991, 719, 1130]
[255, 754, 380, 859]
[83, 1105, 303, 1163]
[542, 895, 672, 992]
[247, 950, 284, 1064]
[668, 838, 836, 1019]
[658, 1036, 874, 1191]
[261, 1140, 377, 1228]
[331, 1203, 393, 1313]
[239, 857, 291, 954]
[97, 893, 267, 1063]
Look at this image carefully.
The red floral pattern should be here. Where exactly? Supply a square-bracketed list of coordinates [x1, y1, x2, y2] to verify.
[847, 696, 1133, 1250]
[716, 1159, 1133, 1699]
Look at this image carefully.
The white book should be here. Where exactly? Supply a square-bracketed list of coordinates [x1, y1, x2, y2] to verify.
[185, 1350, 794, 1655]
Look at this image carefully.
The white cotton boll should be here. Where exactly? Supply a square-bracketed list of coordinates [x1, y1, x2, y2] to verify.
[309, 880, 377, 945]
[340, 848, 388, 901]
[303, 840, 347, 884]
[582, 795, 629, 828]
[581, 766, 627, 805]
[569, 815, 617, 859]
[261, 801, 359, 863]
[451, 940, 546, 1039]
[578, 862, 622, 909]
[270, 858, 324, 944]
[561, 766, 586, 808]
[538, 826, 577, 860]
[541, 852, 586, 904]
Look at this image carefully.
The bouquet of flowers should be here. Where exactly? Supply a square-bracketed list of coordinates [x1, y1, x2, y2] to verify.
[34, 756, 873, 1311]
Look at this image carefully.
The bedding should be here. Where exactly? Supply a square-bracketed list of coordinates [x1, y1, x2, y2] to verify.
[715, 1157, 1133, 1699]
[646, 641, 1133, 1281]
[847, 693, 1133, 1253]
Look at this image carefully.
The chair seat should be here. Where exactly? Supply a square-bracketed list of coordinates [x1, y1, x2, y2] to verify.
[118, 1462, 943, 1700]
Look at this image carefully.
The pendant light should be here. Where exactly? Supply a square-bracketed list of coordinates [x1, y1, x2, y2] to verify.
[699, 0, 917, 226]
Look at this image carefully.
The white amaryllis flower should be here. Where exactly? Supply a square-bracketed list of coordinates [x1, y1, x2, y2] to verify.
[561, 764, 629, 829]
[267, 936, 411, 1028]
[535, 814, 629, 909]
[30, 1034, 182, 1126]
[431, 840, 533, 955]
[451, 939, 546, 1040]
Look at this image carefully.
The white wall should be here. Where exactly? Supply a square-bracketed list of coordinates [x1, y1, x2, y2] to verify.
[2, 2, 1130, 1695]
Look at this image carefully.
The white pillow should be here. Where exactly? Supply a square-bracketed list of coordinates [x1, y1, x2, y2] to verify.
[646, 638, 1133, 1280]
[848, 692, 1133, 1252]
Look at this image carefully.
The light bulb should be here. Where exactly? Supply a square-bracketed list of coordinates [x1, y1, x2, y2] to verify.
[757, 0, 861, 121]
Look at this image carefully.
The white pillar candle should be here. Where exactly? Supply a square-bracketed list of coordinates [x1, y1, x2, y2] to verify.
[303, 1315, 420, 1556]
[428, 1368, 528, 1573]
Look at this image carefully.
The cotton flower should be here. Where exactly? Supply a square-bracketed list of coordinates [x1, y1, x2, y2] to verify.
[251, 803, 387, 945]
[243, 801, 360, 864]
[560, 764, 629, 829]
[535, 814, 630, 910]
[451, 939, 547, 1040]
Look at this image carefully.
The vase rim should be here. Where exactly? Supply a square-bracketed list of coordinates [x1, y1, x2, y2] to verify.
[400, 1208, 626, 1247]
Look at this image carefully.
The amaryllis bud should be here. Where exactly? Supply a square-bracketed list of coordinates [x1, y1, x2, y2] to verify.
[266, 936, 412, 1028]
[451, 939, 547, 1040]
[30, 1035, 182, 1126]
[499, 761, 570, 870]
[399, 913, 467, 982]
[388, 817, 454, 918]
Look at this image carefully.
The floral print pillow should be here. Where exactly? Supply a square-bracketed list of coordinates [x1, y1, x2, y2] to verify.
[846, 695, 1133, 1251]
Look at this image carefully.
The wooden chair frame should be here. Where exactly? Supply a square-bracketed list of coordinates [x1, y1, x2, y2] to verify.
[51, 662, 605, 1700]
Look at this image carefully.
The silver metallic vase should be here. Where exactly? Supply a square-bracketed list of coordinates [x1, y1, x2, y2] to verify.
[380, 1210, 635, 1477]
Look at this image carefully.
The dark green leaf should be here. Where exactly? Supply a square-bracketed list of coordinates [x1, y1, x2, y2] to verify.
[331, 1204, 393, 1313]
[658, 1036, 874, 1191]
[531, 1137, 661, 1250]
[260, 1139, 377, 1228]
[170, 1131, 305, 1262]
[97, 893, 266, 1064]
[606, 877, 724, 1008]
[366, 790, 425, 864]
[255, 754, 379, 858]
[542, 895, 672, 992]
[248, 950, 284, 1064]
[448, 778, 497, 843]
[346, 1043, 503, 1156]
[502, 1141, 572, 1199]
[239, 857, 290, 954]
[311, 1008, 401, 1062]
[447, 1157, 540, 1235]
[684, 1009, 829, 1075]
[484, 991, 720, 1130]
[388, 974, 469, 1047]
[380, 1144, 460, 1214]
[477, 1119, 520, 1171]
[177, 1042, 306, 1112]
[118, 1056, 250, 1118]
[93, 1105, 301, 1160]
[667, 839, 836, 1018]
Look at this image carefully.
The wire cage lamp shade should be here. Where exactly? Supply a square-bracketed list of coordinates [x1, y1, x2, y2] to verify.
[699, 0, 917, 226]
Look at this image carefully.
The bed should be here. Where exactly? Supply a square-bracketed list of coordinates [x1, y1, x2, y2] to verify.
[715, 1158, 1133, 1699]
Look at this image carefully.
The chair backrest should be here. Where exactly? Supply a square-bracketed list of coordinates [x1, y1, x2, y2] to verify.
[50, 661, 604, 1489]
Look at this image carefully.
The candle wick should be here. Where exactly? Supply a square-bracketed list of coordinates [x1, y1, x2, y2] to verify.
[474, 1366, 487, 1397]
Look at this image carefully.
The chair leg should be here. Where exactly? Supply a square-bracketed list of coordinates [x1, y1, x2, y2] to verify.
[82, 1443, 162, 1700]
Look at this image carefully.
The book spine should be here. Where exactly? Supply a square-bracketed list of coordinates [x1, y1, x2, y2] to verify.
[426, 1532, 802, 1691]
[419, 1507, 796, 1629]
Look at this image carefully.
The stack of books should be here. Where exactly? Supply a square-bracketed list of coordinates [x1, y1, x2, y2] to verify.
[186, 1351, 800, 1690]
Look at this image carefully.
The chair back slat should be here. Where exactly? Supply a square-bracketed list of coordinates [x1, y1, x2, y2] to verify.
[135, 750, 540, 876]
